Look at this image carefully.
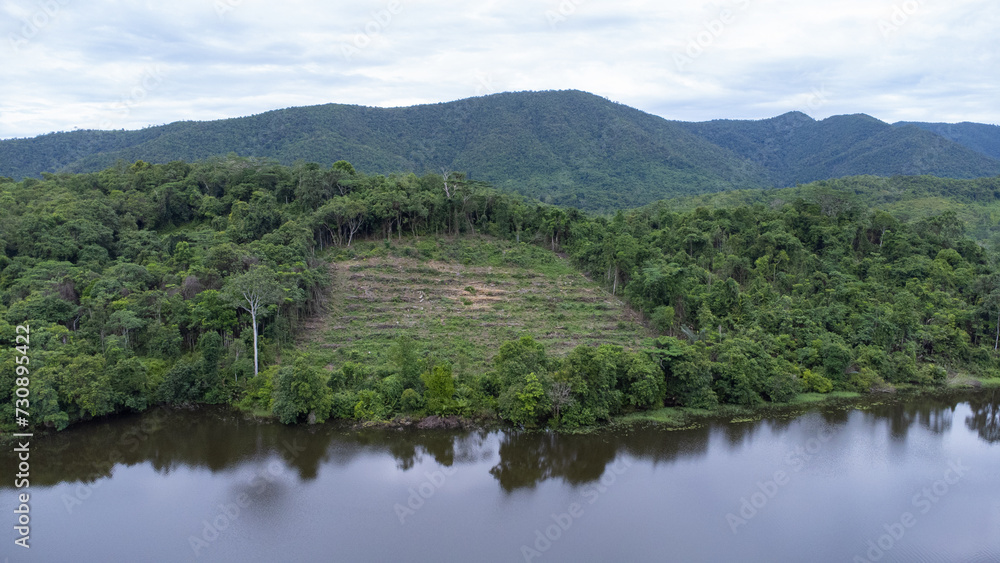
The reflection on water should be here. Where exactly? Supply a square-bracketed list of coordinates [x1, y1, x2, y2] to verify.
[4, 390, 997, 493]
[858, 394, 960, 440]
[966, 389, 1000, 443]
[490, 432, 619, 492]
[1, 390, 998, 563]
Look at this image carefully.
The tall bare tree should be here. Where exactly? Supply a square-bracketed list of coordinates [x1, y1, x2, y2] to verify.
[224, 265, 282, 378]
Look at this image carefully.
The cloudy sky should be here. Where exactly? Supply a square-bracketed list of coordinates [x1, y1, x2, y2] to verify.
[1, 0, 997, 139]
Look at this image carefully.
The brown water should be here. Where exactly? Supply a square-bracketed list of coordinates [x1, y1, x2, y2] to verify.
[2, 391, 999, 562]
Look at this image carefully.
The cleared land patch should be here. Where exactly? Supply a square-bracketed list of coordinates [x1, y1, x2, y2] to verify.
[302, 236, 651, 374]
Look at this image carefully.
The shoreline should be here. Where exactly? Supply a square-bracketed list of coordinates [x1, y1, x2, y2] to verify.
[614, 378, 1000, 430]
[4, 378, 998, 440]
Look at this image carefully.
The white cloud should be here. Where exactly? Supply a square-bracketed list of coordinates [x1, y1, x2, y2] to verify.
[1, 0, 997, 139]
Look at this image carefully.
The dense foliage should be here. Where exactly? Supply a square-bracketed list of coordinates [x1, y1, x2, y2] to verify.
[0, 91, 767, 211]
[0, 158, 333, 429]
[1, 157, 998, 431]
[897, 121, 1000, 161]
[676, 112, 1000, 186]
[5, 90, 999, 212]
[564, 198, 1000, 408]
[649, 175, 1000, 247]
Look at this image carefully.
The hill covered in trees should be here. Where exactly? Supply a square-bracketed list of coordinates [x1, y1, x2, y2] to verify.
[675, 112, 1000, 187]
[894, 121, 1000, 161]
[654, 175, 1000, 246]
[0, 91, 767, 211]
[3, 90, 1000, 211]
[1, 157, 999, 432]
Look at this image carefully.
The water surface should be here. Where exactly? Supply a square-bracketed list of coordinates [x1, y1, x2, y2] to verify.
[2, 391, 999, 562]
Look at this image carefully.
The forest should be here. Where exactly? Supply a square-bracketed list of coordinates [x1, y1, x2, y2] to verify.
[1, 156, 999, 431]
[5, 90, 1000, 213]
[653, 174, 1000, 246]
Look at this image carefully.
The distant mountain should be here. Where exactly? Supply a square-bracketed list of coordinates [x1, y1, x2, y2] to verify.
[675, 112, 1000, 186]
[3, 90, 999, 211]
[894, 121, 1000, 161]
[0, 91, 770, 210]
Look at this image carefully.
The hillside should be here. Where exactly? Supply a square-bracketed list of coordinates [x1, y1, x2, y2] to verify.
[304, 236, 650, 376]
[649, 174, 1000, 244]
[0, 91, 770, 211]
[895, 121, 1000, 161]
[2, 158, 1000, 432]
[4, 90, 1000, 211]
[675, 113, 1000, 186]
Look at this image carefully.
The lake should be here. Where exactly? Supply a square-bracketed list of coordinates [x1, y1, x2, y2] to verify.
[3, 390, 999, 562]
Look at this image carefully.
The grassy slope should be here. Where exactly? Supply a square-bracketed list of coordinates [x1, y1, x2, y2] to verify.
[300, 235, 652, 376]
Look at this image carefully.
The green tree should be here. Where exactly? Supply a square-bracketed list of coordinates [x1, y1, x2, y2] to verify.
[420, 363, 456, 414]
[650, 305, 675, 333]
[556, 344, 625, 422]
[494, 336, 548, 388]
[158, 359, 207, 404]
[111, 356, 150, 411]
[199, 331, 223, 381]
[271, 359, 334, 424]
[353, 389, 388, 420]
[390, 335, 422, 390]
[498, 372, 550, 426]
[620, 351, 664, 408]
[802, 369, 833, 393]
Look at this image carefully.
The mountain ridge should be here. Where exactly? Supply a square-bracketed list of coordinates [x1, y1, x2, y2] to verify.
[893, 120, 1000, 161]
[3, 89, 999, 211]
